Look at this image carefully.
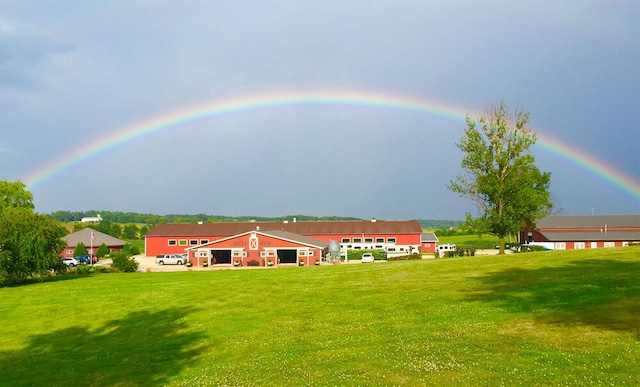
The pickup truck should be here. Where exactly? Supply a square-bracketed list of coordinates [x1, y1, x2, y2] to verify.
[155, 254, 188, 265]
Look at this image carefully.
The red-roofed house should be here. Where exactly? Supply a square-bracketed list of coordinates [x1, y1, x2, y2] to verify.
[61, 228, 126, 258]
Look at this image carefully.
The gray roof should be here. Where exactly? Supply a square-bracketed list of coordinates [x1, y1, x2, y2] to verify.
[540, 230, 640, 242]
[63, 228, 126, 248]
[421, 233, 439, 243]
[537, 215, 640, 229]
[260, 230, 330, 248]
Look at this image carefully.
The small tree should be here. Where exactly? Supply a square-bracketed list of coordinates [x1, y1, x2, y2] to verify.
[74, 242, 87, 257]
[111, 251, 138, 272]
[448, 100, 552, 254]
[96, 243, 109, 258]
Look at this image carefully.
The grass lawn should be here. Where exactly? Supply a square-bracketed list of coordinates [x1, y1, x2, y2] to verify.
[0, 248, 638, 385]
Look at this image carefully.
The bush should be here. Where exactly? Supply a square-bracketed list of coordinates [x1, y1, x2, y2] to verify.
[387, 254, 422, 261]
[97, 243, 109, 258]
[457, 248, 476, 257]
[92, 266, 118, 274]
[111, 252, 139, 272]
[516, 245, 545, 253]
[75, 265, 94, 275]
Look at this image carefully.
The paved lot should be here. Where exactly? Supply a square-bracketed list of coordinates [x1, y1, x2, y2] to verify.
[131, 249, 508, 272]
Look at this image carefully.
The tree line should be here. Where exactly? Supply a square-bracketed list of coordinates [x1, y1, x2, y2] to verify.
[51, 211, 362, 226]
[54, 211, 462, 233]
[70, 221, 149, 240]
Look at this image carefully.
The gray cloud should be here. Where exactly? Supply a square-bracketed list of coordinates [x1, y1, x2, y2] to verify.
[2, 1, 638, 219]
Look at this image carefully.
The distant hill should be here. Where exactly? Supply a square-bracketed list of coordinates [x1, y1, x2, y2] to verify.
[50, 211, 461, 229]
[49, 211, 361, 225]
[418, 219, 462, 230]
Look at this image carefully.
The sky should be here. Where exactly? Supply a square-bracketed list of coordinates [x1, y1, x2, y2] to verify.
[1, 1, 639, 220]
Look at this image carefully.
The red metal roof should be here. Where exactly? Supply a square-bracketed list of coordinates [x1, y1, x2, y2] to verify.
[146, 219, 422, 237]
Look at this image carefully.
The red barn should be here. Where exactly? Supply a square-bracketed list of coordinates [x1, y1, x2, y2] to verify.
[519, 215, 640, 250]
[187, 230, 328, 267]
[145, 219, 422, 266]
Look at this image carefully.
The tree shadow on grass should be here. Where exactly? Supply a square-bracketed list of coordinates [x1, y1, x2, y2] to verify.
[466, 259, 640, 335]
[0, 306, 209, 386]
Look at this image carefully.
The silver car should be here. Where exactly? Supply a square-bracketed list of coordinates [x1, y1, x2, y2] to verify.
[361, 253, 374, 263]
[61, 257, 80, 267]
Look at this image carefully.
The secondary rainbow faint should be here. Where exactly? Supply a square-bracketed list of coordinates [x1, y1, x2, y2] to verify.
[21, 88, 640, 202]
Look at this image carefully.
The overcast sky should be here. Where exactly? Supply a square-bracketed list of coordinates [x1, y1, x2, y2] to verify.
[1, 1, 639, 220]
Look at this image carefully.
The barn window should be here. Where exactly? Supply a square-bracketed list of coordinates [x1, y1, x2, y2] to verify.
[364, 238, 373, 244]
[66, 250, 73, 254]
[200, 239, 209, 244]
[353, 238, 362, 243]
[178, 239, 187, 246]
[574, 242, 585, 249]
[168, 239, 177, 246]
[309, 251, 314, 256]
[189, 239, 198, 246]
[555, 242, 566, 250]
[387, 238, 396, 244]
[604, 242, 615, 248]
[341, 238, 350, 243]
[376, 238, 384, 243]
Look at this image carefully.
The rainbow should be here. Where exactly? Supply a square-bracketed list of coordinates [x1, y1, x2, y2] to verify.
[21, 88, 640, 202]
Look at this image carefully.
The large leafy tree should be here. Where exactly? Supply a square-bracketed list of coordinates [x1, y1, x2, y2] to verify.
[0, 180, 67, 285]
[448, 101, 552, 254]
[0, 181, 34, 211]
[0, 207, 67, 284]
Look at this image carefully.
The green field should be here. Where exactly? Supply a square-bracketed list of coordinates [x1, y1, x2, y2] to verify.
[1, 248, 638, 385]
[432, 233, 502, 249]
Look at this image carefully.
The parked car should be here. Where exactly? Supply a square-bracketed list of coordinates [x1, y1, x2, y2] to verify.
[61, 258, 79, 267]
[155, 254, 187, 265]
[75, 255, 98, 264]
[361, 253, 374, 263]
